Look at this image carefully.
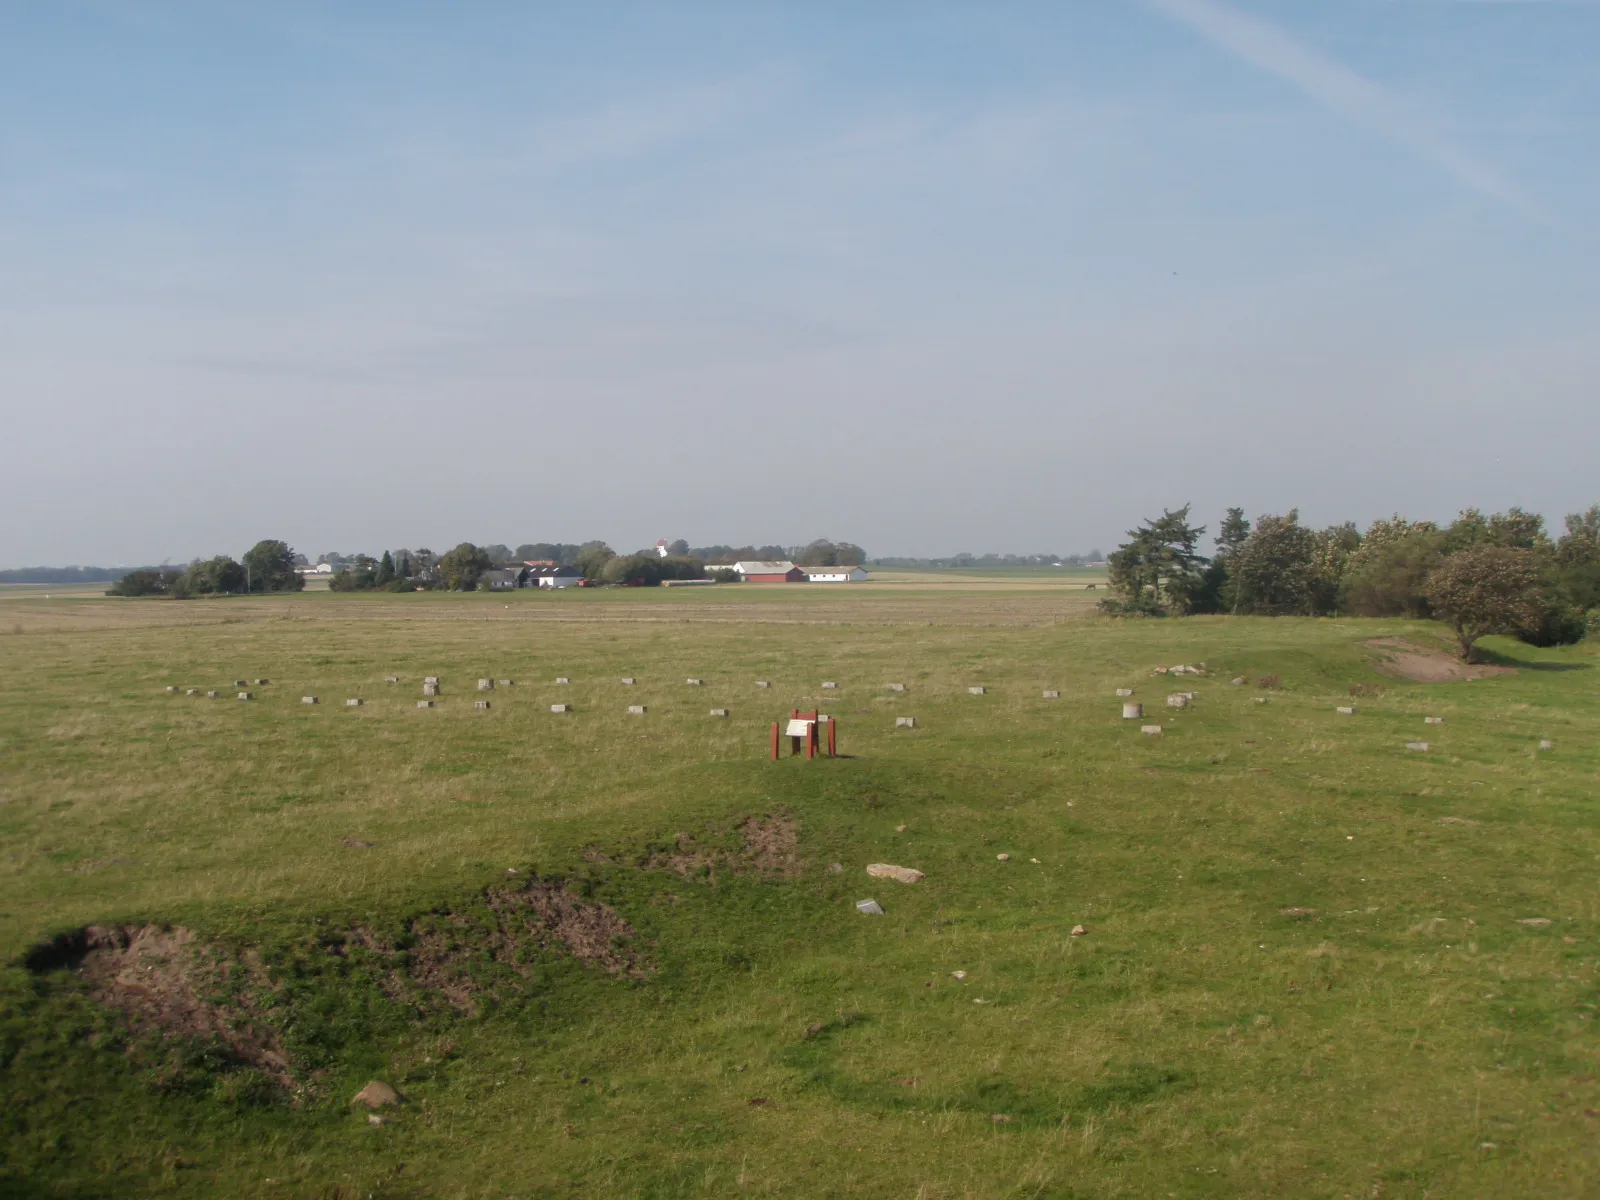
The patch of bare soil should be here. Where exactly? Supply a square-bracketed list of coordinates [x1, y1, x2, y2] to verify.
[27, 925, 290, 1084]
[642, 812, 803, 882]
[347, 880, 646, 1015]
[1365, 637, 1515, 683]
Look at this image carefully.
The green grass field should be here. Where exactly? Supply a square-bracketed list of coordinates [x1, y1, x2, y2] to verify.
[2, 579, 1597, 1198]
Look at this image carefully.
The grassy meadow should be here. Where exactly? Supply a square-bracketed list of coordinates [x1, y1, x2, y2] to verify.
[1, 577, 1598, 1198]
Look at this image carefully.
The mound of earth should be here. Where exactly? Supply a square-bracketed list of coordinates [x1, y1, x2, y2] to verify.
[1364, 637, 1515, 683]
[26, 924, 289, 1084]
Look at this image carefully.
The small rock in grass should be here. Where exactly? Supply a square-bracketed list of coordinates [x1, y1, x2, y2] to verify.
[950, 970, 967, 980]
[895, 824, 907, 832]
[1070, 925, 1087, 936]
[340, 837, 376, 849]
[866, 863, 925, 884]
[826, 862, 844, 874]
[1166, 694, 1189, 709]
[1030, 858, 1040, 864]
[1253, 697, 1268, 704]
[856, 899, 885, 916]
[165, 686, 178, 694]
[1115, 688, 1134, 697]
[1519, 918, 1552, 928]
[367, 1114, 385, 1127]
[1231, 677, 1246, 686]
[620, 677, 635, 685]
[352, 1081, 401, 1109]
[555, 676, 570, 685]
[1141, 724, 1162, 735]
[756, 680, 771, 688]
[1539, 739, 1554, 751]
[996, 853, 1011, 862]
[1425, 716, 1444, 725]
[888, 683, 906, 692]
[1406, 741, 1430, 752]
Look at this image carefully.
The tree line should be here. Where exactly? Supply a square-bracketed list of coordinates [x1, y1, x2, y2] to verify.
[1104, 504, 1600, 660]
[106, 541, 303, 598]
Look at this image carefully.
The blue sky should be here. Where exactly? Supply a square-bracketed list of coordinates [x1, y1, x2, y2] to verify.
[2, 1, 1597, 564]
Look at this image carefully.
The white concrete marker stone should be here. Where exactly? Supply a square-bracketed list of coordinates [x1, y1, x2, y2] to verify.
[888, 683, 906, 692]
[1540, 739, 1554, 750]
[755, 680, 771, 689]
[424, 676, 440, 685]
[1425, 716, 1444, 725]
[498, 679, 512, 687]
[686, 678, 702, 686]
[1253, 697, 1268, 704]
[1167, 694, 1189, 709]
[555, 677, 570, 685]
[551, 704, 571, 713]
[1115, 688, 1134, 697]
[206, 690, 220, 699]
[1337, 706, 1357, 716]
[238, 692, 253, 701]
[302, 697, 318, 705]
[417, 700, 434, 709]
[346, 699, 363, 708]
[256, 679, 269, 685]
[627, 705, 646, 715]
[185, 689, 198, 696]
[384, 676, 400, 683]
[968, 686, 987, 695]
[423, 684, 438, 697]
[478, 679, 493, 691]
[1406, 742, 1430, 752]
[1122, 703, 1143, 720]
[621, 677, 636, 685]
[1141, 724, 1163, 735]
[896, 717, 917, 729]
[709, 708, 729, 717]
[165, 686, 178, 694]
[474, 700, 490, 710]
[1231, 677, 1246, 686]
[234, 680, 248, 687]
[822, 682, 838, 690]
[1043, 690, 1060, 699]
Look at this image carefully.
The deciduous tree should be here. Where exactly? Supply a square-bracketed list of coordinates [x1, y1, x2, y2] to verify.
[1426, 545, 1545, 661]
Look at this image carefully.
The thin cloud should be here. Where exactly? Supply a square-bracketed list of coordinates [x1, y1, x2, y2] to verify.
[1150, 0, 1535, 216]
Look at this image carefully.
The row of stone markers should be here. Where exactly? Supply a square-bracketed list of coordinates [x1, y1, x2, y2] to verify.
[165, 679, 268, 700]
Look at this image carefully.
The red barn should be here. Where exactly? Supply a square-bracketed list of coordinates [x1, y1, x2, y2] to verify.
[733, 560, 807, 583]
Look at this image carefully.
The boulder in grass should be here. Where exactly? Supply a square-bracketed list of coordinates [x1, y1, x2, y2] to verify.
[856, 899, 885, 916]
[866, 863, 925, 884]
[352, 1081, 401, 1109]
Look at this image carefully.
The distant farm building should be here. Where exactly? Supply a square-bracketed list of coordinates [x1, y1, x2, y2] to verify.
[805, 566, 869, 583]
[483, 568, 520, 590]
[519, 563, 582, 589]
[733, 561, 807, 583]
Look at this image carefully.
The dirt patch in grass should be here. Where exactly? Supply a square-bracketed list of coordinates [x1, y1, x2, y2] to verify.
[347, 880, 647, 1016]
[26, 924, 290, 1084]
[642, 812, 803, 882]
[1365, 637, 1514, 683]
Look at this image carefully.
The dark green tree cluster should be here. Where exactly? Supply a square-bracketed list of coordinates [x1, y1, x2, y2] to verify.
[328, 550, 423, 592]
[599, 554, 706, 586]
[1104, 503, 1599, 659]
[794, 539, 867, 567]
[107, 540, 305, 599]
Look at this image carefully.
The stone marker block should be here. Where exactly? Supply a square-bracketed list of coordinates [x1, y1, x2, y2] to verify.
[1424, 716, 1443, 725]
[888, 683, 906, 692]
[621, 677, 635, 685]
[1141, 724, 1162, 735]
[256, 678, 269, 685]
[709, 708, 729, 717]
[627, 705, 647, 715]
[1115, 688, 1134, 697]
[497, 679, 512, 687]
[755, 680, 771, 689]
[302, 696, 318, 704]
[1042, 690, 1060, 699]
[968, 686, 986, 695]
[346, 698, 363, 708]
[478, 679, 493, 691]
[1122, 702, 1143, 720]
[474, 700, 490, 710]
[822, 681, 838, 690]
[234, 679, 248, 687]
[417, 700, 434, 709]
[424, 676, 440, 685]
[896, 716, 917, 729]
[1539, 739, 1553, 750]
[422, 684, 438, 696]
[1406, 741, 1430, 752]
[384, 676, 399, 683]
[1253, 697, 1268, 704]
[1166, 694, 1189, 708]
[1231, 677, 1246, 686]
[1337, 706, 1357, 716]
[185, 688, 198, 695]
[237, 692, 253, 701]
[165, 686, 178, 693]
[555, 676, 569, 684]
[550, 704, 571, 713]
[686, 678, 702, 686]
[206, 690, 220, 698]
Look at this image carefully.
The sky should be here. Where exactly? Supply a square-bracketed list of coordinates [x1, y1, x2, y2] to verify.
[2, 0, 1598, 566]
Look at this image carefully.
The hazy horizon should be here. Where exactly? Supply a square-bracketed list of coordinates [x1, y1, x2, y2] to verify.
[4, 2, 1597, 569]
